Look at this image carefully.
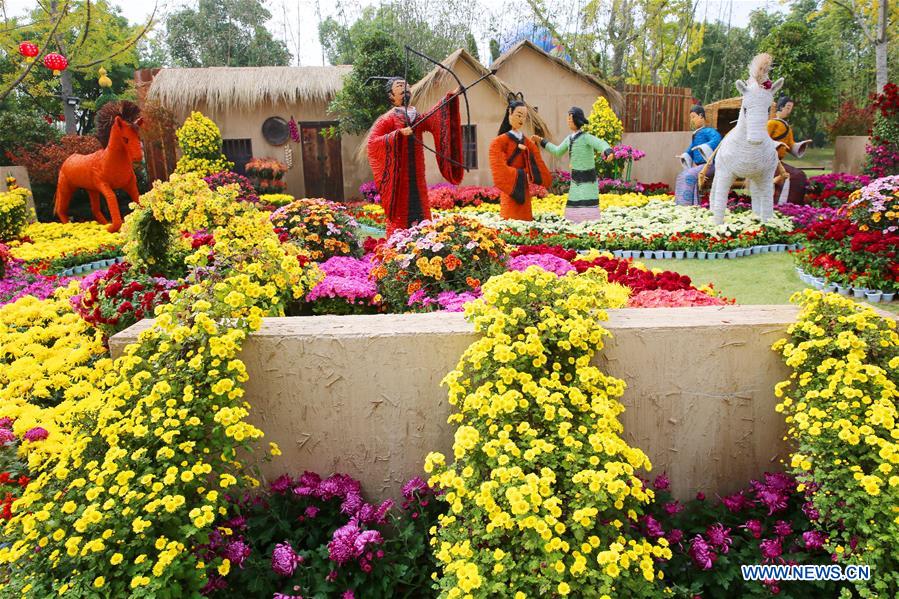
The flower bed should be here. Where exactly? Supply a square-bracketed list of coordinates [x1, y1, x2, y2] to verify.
[793, 176, 899, 299]
[644, 471, 844, 596]
[773, 291, 899, 596]
[5, 222, 123, 272]
[426, 267, 671, 597]
[804, 173, 870, 208]
[471, 200, 796, 255]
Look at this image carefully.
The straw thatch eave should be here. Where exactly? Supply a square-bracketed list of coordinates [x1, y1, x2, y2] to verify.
[148, 66, 353, 112]
[491, 40, 624, 114]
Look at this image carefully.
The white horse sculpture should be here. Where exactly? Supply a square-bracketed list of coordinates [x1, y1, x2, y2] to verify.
[710, 54, 784, 225]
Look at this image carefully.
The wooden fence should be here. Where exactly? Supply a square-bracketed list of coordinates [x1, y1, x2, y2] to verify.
[622, 84, 694, 133]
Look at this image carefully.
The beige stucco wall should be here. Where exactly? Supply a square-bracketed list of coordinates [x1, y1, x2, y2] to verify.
[834, 136, 869, 175]
[111, 305, 797, 502]
[0, 166, 36, 219]
[174, 101, 367, 201]
[493, 47, 612, 173]
[410, 60, 521, 188]
[623, 131, 692, 189]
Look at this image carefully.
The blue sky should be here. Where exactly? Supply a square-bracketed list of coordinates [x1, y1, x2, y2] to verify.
[2, 0, 785, 66]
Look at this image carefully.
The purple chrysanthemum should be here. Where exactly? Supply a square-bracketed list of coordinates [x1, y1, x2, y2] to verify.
[802, 502, 820, 521]
[663, 501, 683, 516]
[773, 520, 793, 537]
[222, 538, 251, 569]
[666, 528, 684, 544]
[802, 530, 826, 551]
[304, 506, 319, 519]
[0, 428, 15, 445]
[741, 519, 763, 539]
[705, 524, 733, 554]
[720, 490, 751, 513]
[270, 475, 293, 494]
[271, 542, 302, 577]
[653, 473, 671, 491]
[760, 538, 783, 561]
[642, 515, 665, 538]
[23, 427, 48, 442]
[688, 535, 715, 570]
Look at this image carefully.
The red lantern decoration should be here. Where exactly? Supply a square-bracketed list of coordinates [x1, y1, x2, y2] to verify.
[18, 41, 40, 60]
[42, 53, 68, 76]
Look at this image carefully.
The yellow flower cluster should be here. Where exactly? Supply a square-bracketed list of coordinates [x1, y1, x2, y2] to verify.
[259, 193, 296, 207]
[447, 193, 673, 217]
[173, 112, 234, 177]
[0, 177, 321, 596]
[426, 266, 669, 598]
[773, 289, 899, 596]
[0, 187, 33, 241]
[584, 97, 623, 147]
[0, 283, 113, 469]
[7, 222, 122, 266]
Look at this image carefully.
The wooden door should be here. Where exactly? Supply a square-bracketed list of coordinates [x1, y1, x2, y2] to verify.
[300, 122, 344, 201]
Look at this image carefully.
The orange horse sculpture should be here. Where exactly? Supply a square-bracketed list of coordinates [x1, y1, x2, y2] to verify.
[55, 101, 143, 233]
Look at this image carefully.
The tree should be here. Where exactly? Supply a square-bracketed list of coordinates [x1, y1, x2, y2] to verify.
[0, 95, 60, 166]
[760, 20, 834, 138]
[679, 21, 756, 103]
[820, 0, 896, 92]
[164, 0, 291, 67]
[325, 30, 422, 136]
[0, 0, 153, 134]
[489, 39, 501, 62]
[318, 1, 475, 67]
[524, 0, 702, 89]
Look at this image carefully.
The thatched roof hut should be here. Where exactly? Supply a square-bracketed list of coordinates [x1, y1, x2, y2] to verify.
[491, 40, 623, 115]
[148, 66, 353, 113]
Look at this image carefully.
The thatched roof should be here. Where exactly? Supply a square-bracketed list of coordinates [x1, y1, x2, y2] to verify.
[148, 66, 353, 112]
[410, 48, 551, 134]
[492, 40, 624, 114]
[704, 96, 743, 111]
[356, 48, 551, 162]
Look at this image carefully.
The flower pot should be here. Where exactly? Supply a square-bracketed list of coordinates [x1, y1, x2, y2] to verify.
[865, 291, 883, 303]
[812, 277, 824, 289]
[663, 251, 674, 259]
[696, 251, 707, 260]
[73, 265, 84, 274]
[852, 288, 867, 298]
[116, 256, 125, 264]
[104, 258, 116, 267]
[836, 285, 850, 296]
[882, 292, 896, 302]
[612, 250, 623, 258]
[725, 250, 738, 259]
[824, 282, 837, 293]
[759, 245, 769, 253]
[653, 251, 665, 259]
[708, 252, 719, 260]
[673, 251, 685, 259]
[751, 246, 760, 255]
[685, 251, 696, 259]
[643, 250, 654, 259]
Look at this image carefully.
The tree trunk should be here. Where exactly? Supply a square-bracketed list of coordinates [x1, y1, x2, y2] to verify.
[60, 69, 77, 135]
[875, 0, 888, 92]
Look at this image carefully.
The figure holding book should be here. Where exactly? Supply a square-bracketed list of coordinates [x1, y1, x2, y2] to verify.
[674, 105, 722, 206]
[532, 107, 613, 222]
[767, 97, 810, 204]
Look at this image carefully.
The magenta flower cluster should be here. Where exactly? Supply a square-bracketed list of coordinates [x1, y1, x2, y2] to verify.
[306, 256, 378, 305]
[0, 260, 74, 306]
[506, 253, 576, 276]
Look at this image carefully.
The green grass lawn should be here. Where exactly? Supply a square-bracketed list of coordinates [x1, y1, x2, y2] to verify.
[786, 146, 834, 175]
[640, 252, 899, 316]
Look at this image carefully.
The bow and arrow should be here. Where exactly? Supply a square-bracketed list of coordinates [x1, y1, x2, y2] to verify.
[366, 45, 496, 171]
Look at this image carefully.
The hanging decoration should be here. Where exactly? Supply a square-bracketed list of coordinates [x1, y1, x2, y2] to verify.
[98, 67, 112, 88]
[288, 116, 300, 143]
[18, 41, 40, 61]
[42, 53, 68, 76]
[284, 145, 293, 169]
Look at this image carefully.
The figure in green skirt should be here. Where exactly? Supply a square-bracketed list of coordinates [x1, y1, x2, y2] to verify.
[532, 107, 613, 223]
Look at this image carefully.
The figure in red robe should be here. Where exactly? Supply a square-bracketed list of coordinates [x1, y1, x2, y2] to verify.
[367, 78, 464, 237]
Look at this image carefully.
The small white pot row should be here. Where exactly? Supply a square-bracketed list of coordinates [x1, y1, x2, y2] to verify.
[603, 244, 801, 261]
[58, 256, 124, 277]
[795, 267, 896, 303]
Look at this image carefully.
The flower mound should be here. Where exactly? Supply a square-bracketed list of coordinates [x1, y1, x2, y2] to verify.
[372, 215, 508, 312]
[426, 267, 671, 597]
[204, 171, 260, 204]
[773, 290, 899, 597]
[0, 188, 33, 242]
[305, 256, 379, 314]
[174, 111, 234, 176]
[271, 198, 363, 261]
